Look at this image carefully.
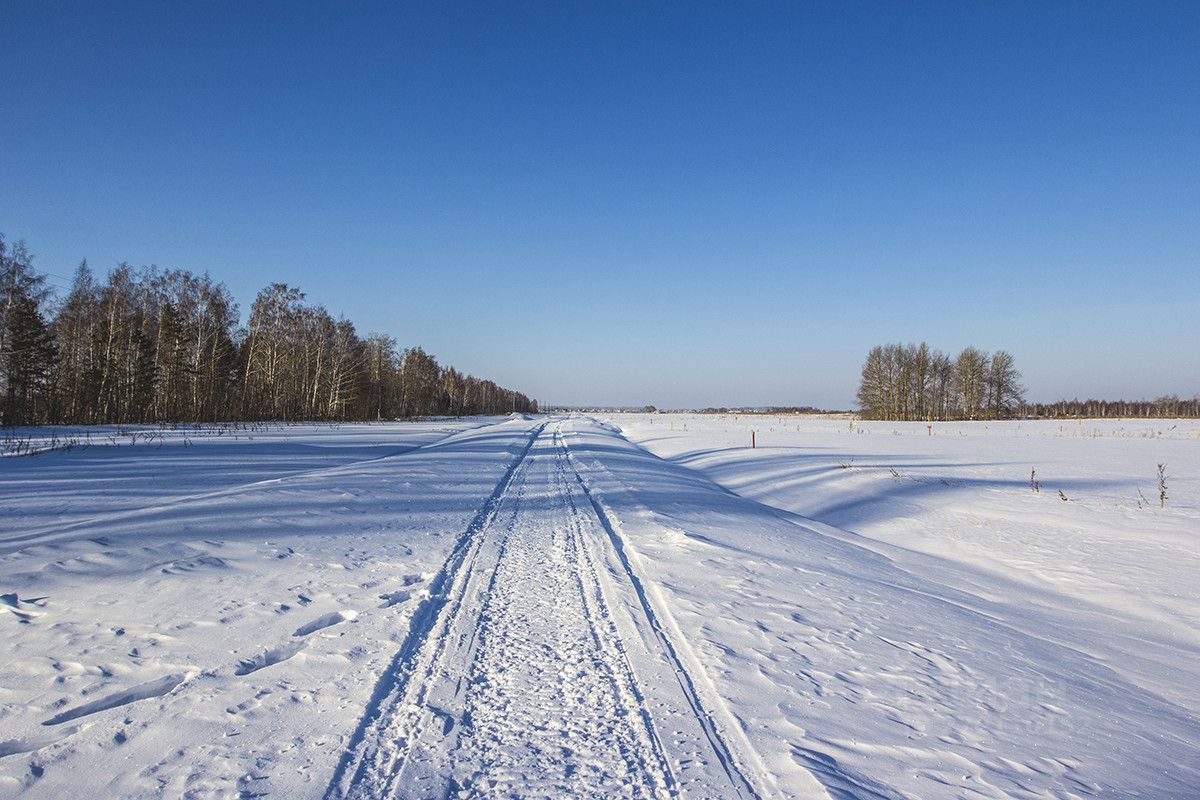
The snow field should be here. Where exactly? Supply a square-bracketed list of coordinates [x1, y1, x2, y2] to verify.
[1, 413, 1198, 798]
[607, 413, 1200, 797]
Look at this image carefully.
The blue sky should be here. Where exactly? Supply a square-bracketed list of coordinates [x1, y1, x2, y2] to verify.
[2, 2, 1197, 409]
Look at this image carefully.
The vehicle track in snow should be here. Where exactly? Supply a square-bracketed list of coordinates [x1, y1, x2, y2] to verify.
[326, 421, 760, 799]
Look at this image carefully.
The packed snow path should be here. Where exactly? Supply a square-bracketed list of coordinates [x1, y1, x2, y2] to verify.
[327, 423, 759, 799]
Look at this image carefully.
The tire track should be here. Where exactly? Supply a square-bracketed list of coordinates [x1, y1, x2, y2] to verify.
[434, 427, 669, 797]
[329, 418, 762, 798]
[550, 429, 678, 792]
[561, 430, 765, 800]
[362, 431, 534, 798]
[324, 420, 546, 799]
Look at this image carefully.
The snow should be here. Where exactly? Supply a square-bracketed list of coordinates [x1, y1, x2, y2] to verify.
[0, 418, 535, 797]
[2, 414, 1198, 798]
[607, 413, 1200, 798]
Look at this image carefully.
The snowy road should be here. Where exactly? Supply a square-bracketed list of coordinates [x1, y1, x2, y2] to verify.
[328, 423, 758, 799]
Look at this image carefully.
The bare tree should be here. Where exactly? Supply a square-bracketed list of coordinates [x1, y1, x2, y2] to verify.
[985, 350, 1025, 418]
[1, 232, 539, 424]
[953, 347, 990, 420]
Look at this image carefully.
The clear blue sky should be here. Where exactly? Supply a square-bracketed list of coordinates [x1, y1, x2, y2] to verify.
[3, 2, 1197, 409]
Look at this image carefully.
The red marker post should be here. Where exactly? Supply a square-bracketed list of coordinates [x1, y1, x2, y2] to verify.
[752, 430, 756, 448]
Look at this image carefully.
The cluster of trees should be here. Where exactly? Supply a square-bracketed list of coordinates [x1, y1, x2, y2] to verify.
[1019, 396, 1200, 419]
[857, 342, 1025, 420]
[1, 233, 537, 426]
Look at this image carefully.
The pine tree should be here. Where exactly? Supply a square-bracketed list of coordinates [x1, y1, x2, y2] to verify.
[1, 235, 52, 425]
[4, 295, 57, 425]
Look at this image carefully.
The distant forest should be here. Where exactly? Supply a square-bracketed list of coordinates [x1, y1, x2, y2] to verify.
[858, 342, 1198, 420]
[0, 233, 537, 426]
[1019, 396, 1199, 419]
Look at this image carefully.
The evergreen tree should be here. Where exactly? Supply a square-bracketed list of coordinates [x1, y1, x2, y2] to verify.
[3, 295, 57, 425]
[1, 236, 52, 425]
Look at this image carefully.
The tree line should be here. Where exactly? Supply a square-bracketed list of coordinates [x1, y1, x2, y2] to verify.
[1019, 396, 1200, 419]
[857, 342, 1025, 420]
[1, 233, 537, 426]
